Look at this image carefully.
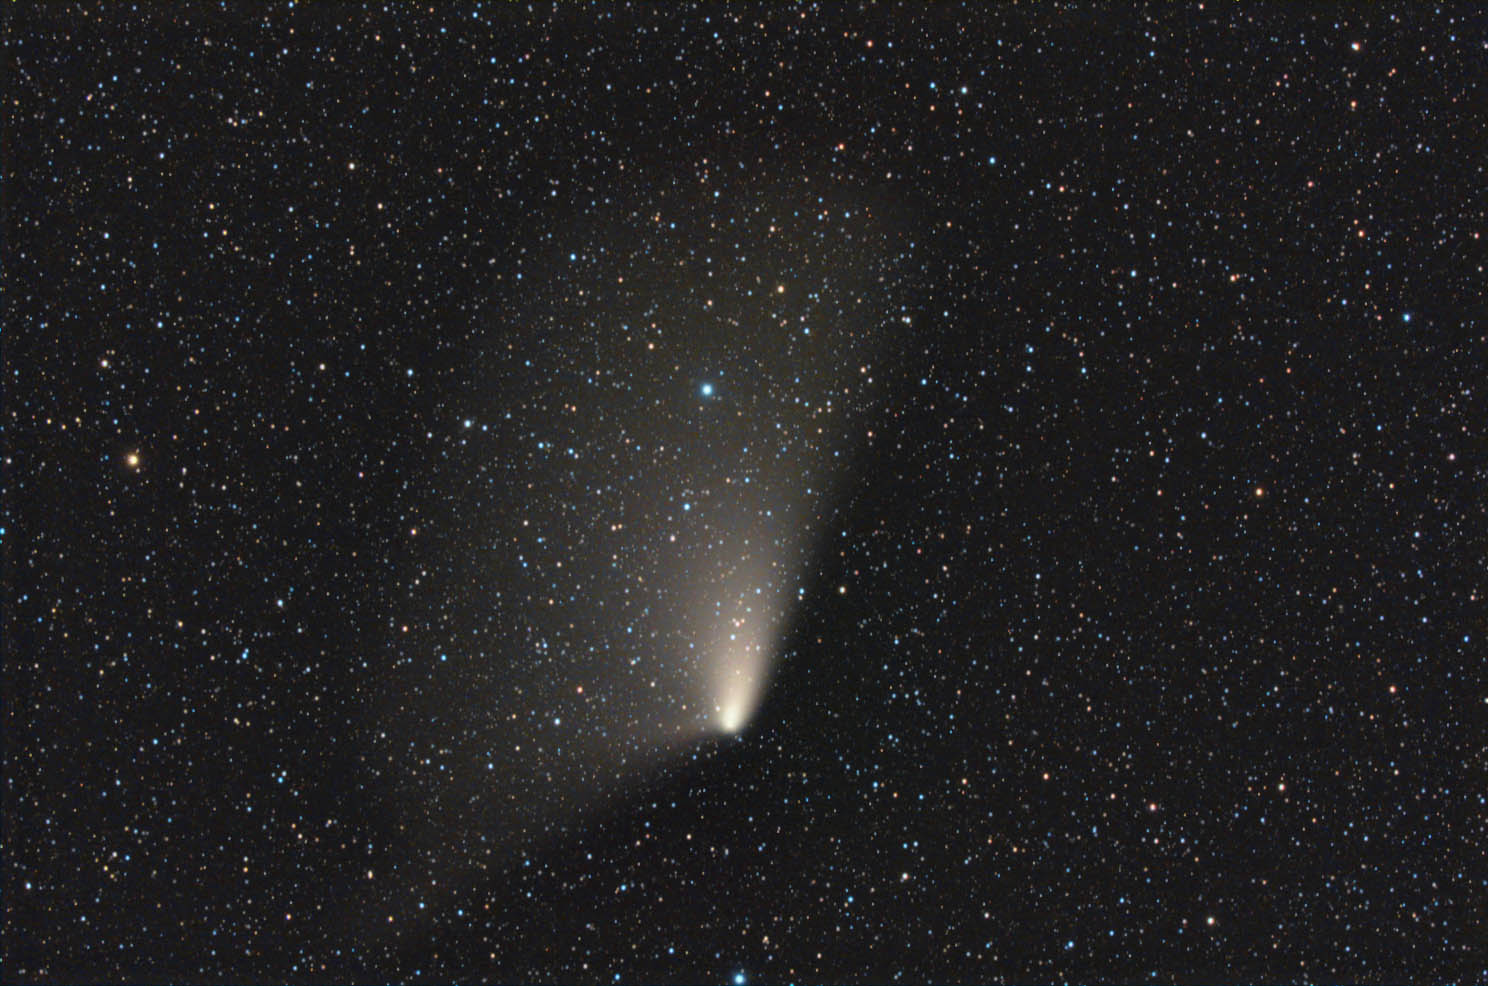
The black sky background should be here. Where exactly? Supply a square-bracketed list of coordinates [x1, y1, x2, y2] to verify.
[6, 4, 1486, 983]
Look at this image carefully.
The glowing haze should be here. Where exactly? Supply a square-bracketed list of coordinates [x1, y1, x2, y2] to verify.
[388, 172, 908, 867]
[696, 552, 793, 736]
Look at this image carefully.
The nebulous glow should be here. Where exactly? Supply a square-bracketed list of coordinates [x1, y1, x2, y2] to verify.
[717, 696, 748, 734]
[698, 560, 789, 738]
[713, 650, 767, 734]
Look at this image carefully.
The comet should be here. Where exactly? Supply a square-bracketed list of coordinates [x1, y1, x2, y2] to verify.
[696, 556, 795, 737]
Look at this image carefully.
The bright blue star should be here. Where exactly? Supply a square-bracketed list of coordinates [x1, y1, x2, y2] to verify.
[700, 382, 714, 398]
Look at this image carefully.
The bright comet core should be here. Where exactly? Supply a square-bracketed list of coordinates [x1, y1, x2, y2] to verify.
[711, 638, 771, 735]
[717, 696, 748, 735]
[692, 556, 790, 738]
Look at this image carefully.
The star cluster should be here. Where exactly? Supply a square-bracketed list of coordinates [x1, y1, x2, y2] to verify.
[5, 5, 1485, 983]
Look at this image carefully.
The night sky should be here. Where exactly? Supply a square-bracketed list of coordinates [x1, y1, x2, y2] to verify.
[5, 4, 1486, 983]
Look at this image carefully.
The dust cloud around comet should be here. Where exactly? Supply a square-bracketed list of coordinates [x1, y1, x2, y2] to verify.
[380, 171, 914, 860]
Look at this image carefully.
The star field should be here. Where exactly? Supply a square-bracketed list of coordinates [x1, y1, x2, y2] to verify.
[5, 5, 1486, 983]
